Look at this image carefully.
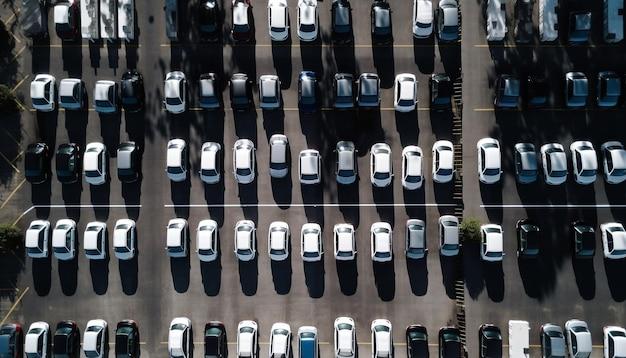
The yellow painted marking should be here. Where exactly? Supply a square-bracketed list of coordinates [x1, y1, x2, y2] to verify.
[11, 75, 29, 93]
[0, 152, 21, 173]
[0, 287, 29, 325]
[11, 45, 25, 63]
[0, 178, 26, 210]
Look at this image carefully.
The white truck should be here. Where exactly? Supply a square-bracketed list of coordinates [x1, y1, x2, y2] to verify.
[117, 0, 134, 40]
[81, 0, 99, 40]
[486, 0, 507, 42]
[508, 320, 530, 358]
[100, 0, 117, 40]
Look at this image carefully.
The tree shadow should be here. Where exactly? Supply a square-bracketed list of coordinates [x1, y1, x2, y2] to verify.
[373, 260, 395, 301]
[170, 254, 191, 293]
[303, 260, 325, 298]
[336, 259, 358, 296]
[238, 257, 258, 296]
[406, 257, 428, 296]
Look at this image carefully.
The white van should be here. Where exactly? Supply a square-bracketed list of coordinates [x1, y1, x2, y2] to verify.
[539, 0, 558, 42]
[100, 0, 117, 40]
[80, 0, 99, 40]
[508, 320, 530, 358]
[117, 0, 134, 40]
[486, 0, 507, 41]
[604, 0, 624, 43]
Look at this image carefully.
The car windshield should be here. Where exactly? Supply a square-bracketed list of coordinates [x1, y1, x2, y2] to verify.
[32, 98, 49, 106]
[415, 21, 431, 28]
[551, 170, 567, 177]
[300, 23, 315, 32]
[405, 175, 421, 183]
[580, 169, 595, 177]
[166, 97, 182, 105]
[200, 96, 218, 105]
[485, 251, 502, 258]
[442, 244, 457, 251]
[443, 25, 458, 34]
[484, 168, 500, 176]
[437, 168, 453, 176]
[374, 171, 390, 180]
[237, 248, 252, 255]
[168, 166, 184, 175]
[337, 250, 352, 257]
[613, 169, 626, 177]
[60, 95, 77, 104]
[199, 248, 215, 255]
[301, 173, 318, 181]
[398, 99, 414, 107]
[236, 168, 252, 176]
[95, 100, 112, 108]
[233, 24, 250, 32]
[201, 169, 218, 177]
[337, 169, 354, 178]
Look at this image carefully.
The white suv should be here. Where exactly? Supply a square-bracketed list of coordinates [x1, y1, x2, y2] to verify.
[299, 149, 322, 184]
[200, 142, 221, 184]
[168, 317, 191, 358]
[197, 219, 219, 262]
[237, 320, 258, 358]
[269, 323, 291, 358]
[26, 220, 50, 258]
[334, 317, 356, 358]
[164, 71, 187, 114]
[334, 223, 356, 260]
[24, 322, 49, 358]
[570, 141, 597, 185]
[268, 221, 290, 261]
[413, 0, 433, 38]
[477, 138, 502, 184]
[94, 80, 118, 113]
[268, 0, 289, 41]
[370, 222, 392, 262]
[235, 220, 257, 261]
[30, 74, 56, 112]
[52, 219, 76, 260]
[83, 320, 108, 358]
[234, 139, 256, 184]
[402, 145, 423, 190]
[541, 143, 568, 185]
[84, 142, 107, 185]
[438, 215, 459, 256]
[370, 143, 393, 187]
[394, 74, 417, 112]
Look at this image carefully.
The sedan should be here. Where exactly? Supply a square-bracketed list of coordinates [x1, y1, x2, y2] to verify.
[604, 326, 626, 358]
[432, 141, 455, 183]
[198, 0, 221, 41]
[406, 325, 428, 358]
[24, 322, 49, 358]
[234, 220, 256, 261]
[30, 74, 56, 112]
[477, 138, 502, 184]
[58, 78, 85, 110]
[402, 146, 423, 190]
[166, 218, 189, 258]
[540, 143, 567, 185]
[53, 321, 79, 358]
[597, 71, 621, 108]
[115, 320, 139, 358]
[237, 321, 258, 358]
[52, 219, 76, 261]
[334, 223, 356, 260]
[370, 143, 393, 187]
[480, 224, 504, 262]
[297, 0, 318, 41]
[300, 223, 323, 262]
[120, 70, 144, 113]
[117, 142, 140, 183]
[94, 80, 118, 113]
[571, 221, 595, 259]
[204, 322, 227, 358]
[436, 0, 459, 42]
[478, 324, 502, 358]
[164, 71, 187, 114]
[438, 215, 459, 256]
[526, 76, 548, 108]
[516, 219, 540, 259]
[413, 0, 433, 38]
[564, 320, 591, 358]
[199, 73, 221, 110]
[166, 139, 188, 182]
[371, 222, 392, 262]
[298, 71, 318, 113]
[335, 141, 358, 185]
[83, 320, 107, 358]
[331, 0, 353, 44]
[540, 324, 566, 358]
[84, 221, 107, 260]
[230, 73, 253, 111]
[56, 143, 80, 184]
[405, 219, 427, 260]
[299, 149, 321, 184]
[570, 141, 597, 185]
[233, 139, 256, 184]
[268, 221, 290, 261]
[601, 222, 626, 259]
[259, 75, 282, 110]
[269, 323, 291, 358]
[430, 73, 452, 110]
[24, 142, 50, 184]
[565, 72, 588, 109]
[334, 317, 356, 358]
[371, 320, 393, 358]
[231, 0, 253, 42]
[370, 1, 392, 45]
[514, 143, 538, 184]
[113, 219, 136, 260]
[334, 73, 354, 109]
[394, 73, 417, 112]
[200, 142, 221, 184]
[268, 0, 289, 42]
[168, 318, 191, 358]
[438, 327, 462, 358]
[26, 220, 50, 258]
[84, 142, 107, 186]
[197, 219, 219, 262]
[601, 141, 626, 184]
[269, 134, 289, 179]
[358, 73, 380, 108]
[0, 323, 23, 358]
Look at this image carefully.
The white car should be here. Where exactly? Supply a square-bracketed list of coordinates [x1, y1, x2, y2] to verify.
[269, 134, 289, 179]
[432, 140, 455, 183]
[58, 78, 85, 110]
[234, 139, 256, 184]
[24, 322, 49, 358]
[84, 221, 107, 260]
[200, 142, 221, 184]
[480, 224, 504, 262]
[394, 74, 417, 112]
[237, 320, 258, 358]
[564, 319, 592, 358]
[477, 138, 502, 184]
[235, 220, 257, 261]
[299, 149, 322, 184]
[334, 223, 356, 260]
[30, 74, 56, 112]
[166, 139, 188, 182]
[601, 222, 626, 259]
[405, 219, 427, 259]
[94, 80, 118, 113]
[52, 219, 76, 261]
[570, 141, 597, 185]
[83, 320, 108, 358]
[334, 317, 356, 358]
[297, 0, 318, 41]
[25, 220, 50, 258]
[300, 223, 323, 262]
[604, 326, 626, 358]
[166, 218, 189, 258]
[268, 221, 290, 261]
[371, 319, 393, 358]
[197, 219, 219, 262]
[84, 142, 107, 185]
[402, 146, 423, 190]
[413, 0, 433, 38]
[268, 0, 289, 41]
[168, 317, 192, 358]
[164, 71, 187, 114]
[113, 219, 136, 260]
[439, 215, 459, 256]
[259, 75, 282, 110]
[601, 141, 626, 184]
[370, 143, 393, 187]
[541, 143, 568, 185]
[269, 323, 291, 358]
[335, 141, 358, 185]
[370, 222, 392, 263]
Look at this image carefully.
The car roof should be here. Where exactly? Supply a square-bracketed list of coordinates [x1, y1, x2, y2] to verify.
[438, 148, 454, 169]
[609, 148, 626, 169]
[338, 149, 354, 170]
[548, 151, 567, 171]
[261, 76, 278, 97]
[270, 229, 287, 250]
[236, 229, 252, 250]
[405, 150, 422, 176]
[233, 2, 249, 25]
[200, 78, 216, 97]
[374, 231, 391, 253]
[235, 147, 252, 169]
[197, 228, 214, 250]
[334, 4, 350, 25]
[303, 232, 319, 252]
[399, 81, 415, 100]
[373, 6, 390, 28]
[299, 2, 316, 24]
[300, 151, 319, 175]
[442, 7, 458, 26]
[84, 224, 103, 250]
[337, 233, 353, 252]
[167, 146, 183, 167]
[337, 330, 353, 352]
[360, 75, 379, 95]
[483, 147, 501, 169]
[408, 223, 424, 248]
[201, 144, 218, 170]
[415, 0, 433, 22]
[519, 151, 537, 170]
[167, 225, 184, 247]
[117, 146, 134, 170]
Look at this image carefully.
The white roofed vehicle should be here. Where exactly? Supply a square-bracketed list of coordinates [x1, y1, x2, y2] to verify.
[432, 140, 455, 183]
[237, 320, 258, 358]
[168, 317, 191, 358]
[30, 74, 56, 112]
[405, 219, 427, 260]
[334, 223, 356, 261]
[477, 138, 502, 184]
[601, 141, 626, 184]
[259, 75, 282, 110]
[394, 74, 417, 112]
[235, 220, 256, 261]
[84, 142, 107, 185]
[402, 146, 423, 190]
[439, 215, 459, 256]
[539, 0, 558, 42]
[370, 143, 393, 187]
[117, 0, 134, 40]
[541, 143, 568, 185]
[269, 134, 289, 179]
[335, 141, 358, 185]
[166, 218, 189, 258]
[370, 222, 392, 263]
[508, 320, 530, 358]
[52, 219, 76, 261]
[480, 224, 504, 262]
[26, 220, 50, 259]
[371, 319, 392, 358]
[113, 219, 136, 260]
[81, 0, 99, 40]
[297, 0, 318, 41]
[197, 219, 219, 262]
[83, 320, 107, 358]
[269, 323, 291, 358]
[268, 221, 290, 261]
[164, 72, 187, 114]
[166, 139, 188, 182]
[200, 142, 222, 184]
[601, 222, 626, 259]
[233, 139, 256, 184]
[436, 0, 459, 42]
[24, 322, 49, 358]
[99, 0, 117, 40]
[300, 223, 323, 262]
[570, 141, 597, 185]
[334, 317, 356, 358]
[84, 221, 107, 260]
[564, 319, 592, 358]
[299, 149, 322, 185]
[58, 78, 85, 110]
[94, 80, 118, 113]
[604, 326, 626, 358]
[412, 0, 433, 38]
[268, 0, 289, 41]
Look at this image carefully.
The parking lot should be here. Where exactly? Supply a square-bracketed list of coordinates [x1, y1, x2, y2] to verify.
[1, 0, 625, 356]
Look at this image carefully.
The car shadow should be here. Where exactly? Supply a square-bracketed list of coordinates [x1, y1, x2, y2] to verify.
[90, 182, 111, 221]
[604, 259, 626, 302]
[303, 260, 325, 298]
[238, 257, 259, 296]
[372, 44, 395, 89]
[413, 37, 435, 74]
[394, 111, 419, 147]
[58, 257, 79, 296]
[270, 257, 292, 295]
[572, 258, 595, 300]
[170, 254, 191, 293]
[170, 178, 191, 219]
[271, 176, 293, 209]
[338, 184, 360, 228]
[482, 261, 504, 302]
[119, 255, 139, 295]
[200, 258, 222, 296]
[372, 186, 395, 225]
[406, 257, 428, 296]
[439, 254, 461, 299]
[32, 257, 52, 296]
[89, 237, 110, 295]
[336, 259, 358, 296]
[272, 39, 292, 89]
[373, 260, 395, 301]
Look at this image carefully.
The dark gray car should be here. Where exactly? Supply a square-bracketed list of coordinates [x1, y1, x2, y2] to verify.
[335, 141, 357, 185]
[514, 143, 538, 184]
[334, 73, 354, 109]
[358, 73, 380, 108]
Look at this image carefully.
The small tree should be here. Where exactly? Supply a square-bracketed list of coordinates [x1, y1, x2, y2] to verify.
[0, 224, 22, 254]
[460, 217, 481, 242]
[0, 85, 19, 113]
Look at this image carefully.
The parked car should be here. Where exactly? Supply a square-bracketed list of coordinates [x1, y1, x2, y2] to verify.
[478, 324, 502, 358]
[269, 134, 289, 179]
[164, 71, 187, 114]
[334, 73, 354, 109]
[514, 0, 532, 43]
[269, 323, 291, 358]
[58, 78, 85, 110]
[232, 0, 253, 42]
[334, 317, 356, 358]
[117, 142, 140, 183]
[540, 324, 566, 358]
[438, 215, 459, 256]
[357, 73, 381, 108]
[480, 224, 504, 262]
[54, 0, 79, 40]
[564, 320, 591, 358]
[597, 71, 621, 108]
[334, 223, 356, 260]
[514, 143, 538, 184]
[52, 219, 76, 260]
[565, 72, 588, 109]
[438, 327, 462, 358]
[198, 0, 221, 41]
[230, 73, 253, 111]
[0, 323, 23, 358]
[24, 322, 49, 358]
[406, 325, 428, 358]
[436, 0, 459, 42]
[83, 320, 107, 358]
[259, 74, 282, 111]
[299, 149, 322, 184]
[571, 221, 595, 259]
[197, 219, 219, 262]
[113, 219, 136, 260]
[541, 143, 568, 185]
[115, 320, 139, 358]
[55, 143, 80, 184]
[432, 141, 454, 183]
[601, 141, 626, 184]
[234, 220, 256, 261]
[204, 322, 227, 358]
[199, 142, 221, 184]
[25, 142, 50, 184]
[570, 141, 597, 185]
[604, 326, 626, 358]
[21, 0, 48, 38]
[166, 218, 189, 258]
[94, 80, 118, 113]
[30, 74, 56, 112]
[25, 220, 50, 258]
[477, 138, 502, 184]
[237, 321, 258, 358]
[394, 74, 417, 112]
[268, 0, 289, 41]
[402, 146, 423, 190]
[405, 219, 427, 260]
[300, 223, 323, 262]
[371, 319, 392, 358]
[84, 142, 107, 185]
[569, 11, 591, 44]
[430, 73, 452, 110]
[298, 71, 318, 113]
[233, 139, 256, 184]
[516, 219, 540, 259]
[298, 326, 318, 358]
[370, 143, 393, 187]
[168, 318, 191, 358]
[84, 221, 107, 260]
[370, 0, 392, 45]
[601, 222, 626, 259]
[371, 222, 392, 262]
[494, 75, 520, 109]
[525, 76, 548, 108]
[166, 139, 188, 182]
[119, 70, 144, 113]
[413, 0, 433, 38]
[199, 73, 221, 110]
[335, 141, 357, 185]
[331, 0, 352, 44]
[268, 221, 290, 261]
[297, 0, 318, 41]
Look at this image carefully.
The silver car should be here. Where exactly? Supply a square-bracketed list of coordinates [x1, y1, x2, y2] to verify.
[233, 139, 256, 184]
[370, 143, 393, 187]
[300, 223, 323, 262]
[299, 149, 322, 184]
[438, 215, 459, 256]
[259, 75, 282, 110]
[197, 219, 219, 262]
[200, 142, 221, 184]
[402, 146, 423, 190]
[234, 220, 256, 261]
[269, 134, 289, 179]
[30, 74, 56, 112]
[166, 218, 189, 258]
[405, 219, 427, 259]
[335, 141, 357, 185]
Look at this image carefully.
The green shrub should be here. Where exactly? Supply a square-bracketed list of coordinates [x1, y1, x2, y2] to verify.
[460, 217, 482, 242]
[0, 224, 22, 253]
[0, 85, 19, 113]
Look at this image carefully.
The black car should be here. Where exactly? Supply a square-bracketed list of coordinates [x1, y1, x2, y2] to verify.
[371, 0, 392, 45]
[198, 0, 221, 41]
[525, 76, 548, 108]
[572, 221, 595, 259]
[514, 0, 532, 43]
[298, 71, 318, 113]
[516, 219, 540, 259]
[120, 70, 145, 113]
[331, 0, 353, 44]
[199, 73, 221, 110]
[117, 142, 140, 183]
[25, 142, 50, 184]
[0, 323, 23, 358]
[56, 143, 80, 184]
[430, 73, 452, 111]
[53, 320, 80, 358]
[54, 0, 79, 40]
[115, 320, 139, 358]
[204, 321, 227, 358]
[406, 325, 428, 358]
[479, 324, 502, 358]
[494, 75, 520, 109]
[333, 73, 355, 109]
[438, 327, 462, 358]
[229, 73, 253, 111]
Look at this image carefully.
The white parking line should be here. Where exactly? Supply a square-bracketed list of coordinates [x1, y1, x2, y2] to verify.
[165, 203, 455, 208]
[12, 204, 142, 225]
[481, 204, 626, 208]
